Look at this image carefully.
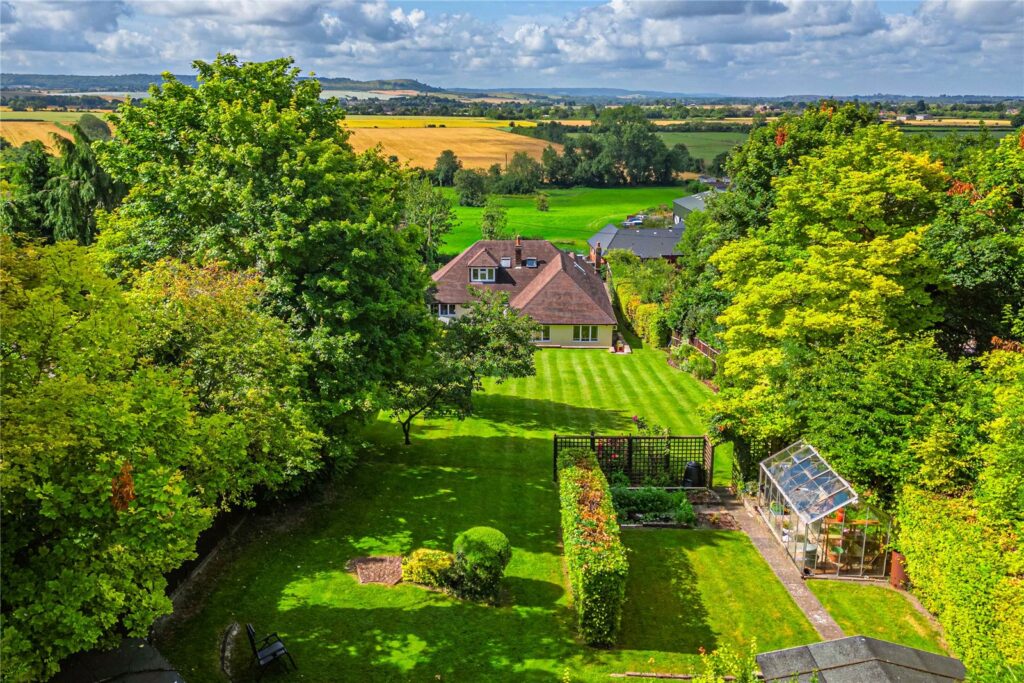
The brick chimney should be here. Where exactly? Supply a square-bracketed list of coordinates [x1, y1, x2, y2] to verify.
[594, 241, 603, 268]
[514, 235, 522, 267]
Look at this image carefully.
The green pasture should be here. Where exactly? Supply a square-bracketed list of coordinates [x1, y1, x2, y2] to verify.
[655, 131, 749, 164]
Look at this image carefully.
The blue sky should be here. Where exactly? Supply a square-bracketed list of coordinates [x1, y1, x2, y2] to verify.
[2, 0, 1022, 96]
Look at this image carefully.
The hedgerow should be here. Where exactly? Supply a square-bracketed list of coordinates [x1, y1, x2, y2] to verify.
[557, 447, 629, 646]
[898, 487, 1024, 677]
[612, 279, 670, 347]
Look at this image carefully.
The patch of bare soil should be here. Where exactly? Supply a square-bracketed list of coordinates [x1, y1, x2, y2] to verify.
[346, 556, 403, 585]
[696, 511, 740, 530]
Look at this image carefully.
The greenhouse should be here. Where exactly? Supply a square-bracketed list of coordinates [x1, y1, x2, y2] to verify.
[757, 440, 892, 579]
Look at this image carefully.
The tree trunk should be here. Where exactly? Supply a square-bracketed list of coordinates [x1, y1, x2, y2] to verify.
[402, 420, 412, 446]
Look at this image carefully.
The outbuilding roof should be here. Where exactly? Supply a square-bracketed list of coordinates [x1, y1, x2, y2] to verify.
[757, 636, 966, 683]
[672, 190, 716, 215]
[760, 440, 857, 523]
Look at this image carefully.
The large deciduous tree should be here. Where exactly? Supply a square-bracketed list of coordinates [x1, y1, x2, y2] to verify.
[94, 54, 431, 451]
[0, 241, 211, 680]
[711, 125, 948, 452]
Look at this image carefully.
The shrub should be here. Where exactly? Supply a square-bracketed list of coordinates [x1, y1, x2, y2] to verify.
[402, 548, 454, 588]
[558, 447, 629, 646]
[899, 487, 1024, 676]
[612, 279, 670, 348]
[450, 526, 512, 602]
[610, 486, 696, 525]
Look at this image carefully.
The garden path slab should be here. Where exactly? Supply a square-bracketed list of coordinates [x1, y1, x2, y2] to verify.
[716, 492, 845, 641]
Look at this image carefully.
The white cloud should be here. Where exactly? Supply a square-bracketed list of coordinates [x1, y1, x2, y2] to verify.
[0, 0, 1020, 95]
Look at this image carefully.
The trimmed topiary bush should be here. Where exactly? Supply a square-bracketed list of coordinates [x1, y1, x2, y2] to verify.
[557, 447, 629, 647]
[402, 548, 454, 588]
[450, 526, 512, 602]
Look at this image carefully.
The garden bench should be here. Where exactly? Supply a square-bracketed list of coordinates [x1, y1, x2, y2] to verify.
[246, 623, 297, 679]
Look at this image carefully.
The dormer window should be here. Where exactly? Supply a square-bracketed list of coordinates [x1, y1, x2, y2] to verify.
[525, 258, 538, 268]
[470, 267, 496, 282]
[500, 257, 512, 268]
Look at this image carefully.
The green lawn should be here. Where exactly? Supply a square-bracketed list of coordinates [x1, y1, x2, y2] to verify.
[655, 131, 749, 164]
[443, 186, 685, 254]
[807, 581, 947, 655]
[621, 530, 818, 659]
[158, 348, 806, 681]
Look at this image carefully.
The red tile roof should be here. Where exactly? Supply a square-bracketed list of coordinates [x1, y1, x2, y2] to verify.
[431, 239, 616, 326]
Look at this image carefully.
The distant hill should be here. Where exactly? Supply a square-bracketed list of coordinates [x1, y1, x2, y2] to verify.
[1, 73, 441, 94]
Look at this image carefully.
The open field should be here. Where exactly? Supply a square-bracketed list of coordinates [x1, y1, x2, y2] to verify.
[0, 110, 107, 123]
[555, 119, 749, 128]
[898, 117, 1013, 127]
[443, 186, 685, 254]
[898, 125, 1017, 138]
[342, 115, 536, 128]
[657, 131, 749, 163]
[157, 348, 809, 681]
[348, 127, 557, 169]
[0, 120, 73, 151]
[808, 581, 947, 654]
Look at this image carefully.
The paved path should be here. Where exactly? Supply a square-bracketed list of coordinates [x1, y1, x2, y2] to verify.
[713, 490, 845, 641]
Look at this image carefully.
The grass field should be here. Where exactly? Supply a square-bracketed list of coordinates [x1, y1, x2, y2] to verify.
[443, 186, 685, 254]
[342, 115, 536, 128]
[157, 348, 798, 682]
[348, 127, 557, 169]
[807, 581, 947, 655]
[656, 131, 749, 163]
[0, 120, 73, 151]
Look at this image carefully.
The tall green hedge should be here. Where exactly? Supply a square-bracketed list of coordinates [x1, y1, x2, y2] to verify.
[557, 447, 629, 646]
[613, 279, 670, 348]
[899, 486, 1024, 678]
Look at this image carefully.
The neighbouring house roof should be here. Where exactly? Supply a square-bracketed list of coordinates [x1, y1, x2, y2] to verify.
[757, 636, 967, 683]
[587, 224, 683, 259]
[672, 190, 716, 216]
[431, 239, 616, 326]
[467, 248, 500, 268]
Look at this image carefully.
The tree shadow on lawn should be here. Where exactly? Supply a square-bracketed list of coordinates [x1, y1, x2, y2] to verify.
[618, 529, 719, 655]
[259, 600, 575, 682]
[386, 395, 630, 444]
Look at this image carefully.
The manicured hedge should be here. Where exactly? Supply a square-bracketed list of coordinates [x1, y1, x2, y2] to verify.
[899, 486, 1024, 677]
[557, 447, 629, 646]
[613, 279, 670, 348]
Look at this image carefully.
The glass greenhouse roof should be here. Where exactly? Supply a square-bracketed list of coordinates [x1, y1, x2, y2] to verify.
[760, 440, 857, 523]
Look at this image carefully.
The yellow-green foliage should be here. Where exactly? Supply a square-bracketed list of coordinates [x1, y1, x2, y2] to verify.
[898, 487, 1024, 677]
[614, 279, 670, 348]
[402, 548, 454, 587]
[557, 448, 629, 646]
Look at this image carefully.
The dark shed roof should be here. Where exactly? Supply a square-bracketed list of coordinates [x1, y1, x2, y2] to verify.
[672, 190, 716, 216]
[50, 638, 184, 683]
[587, 224, 682, 259]
[757, 636, 966, 683]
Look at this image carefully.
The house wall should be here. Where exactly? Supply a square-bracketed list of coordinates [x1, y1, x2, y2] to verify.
[534, 324, 613, 348]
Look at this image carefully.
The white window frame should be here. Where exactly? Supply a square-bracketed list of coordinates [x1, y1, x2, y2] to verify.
[533, 325, 551, 342]
[573, 325, 599, 342]
[500, 257, 512, 267]
[470, 267, 496, 283]
[525, 257, 538, 268]
[434, 303, 456, 317]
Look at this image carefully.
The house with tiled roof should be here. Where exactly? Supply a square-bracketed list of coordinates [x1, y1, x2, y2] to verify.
[430, 237, 617, 348]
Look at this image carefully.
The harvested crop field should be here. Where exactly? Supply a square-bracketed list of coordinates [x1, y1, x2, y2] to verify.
[342, 115, 536, 128]
[347, 127, 559, 169]
[0, 120, 72, 151]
